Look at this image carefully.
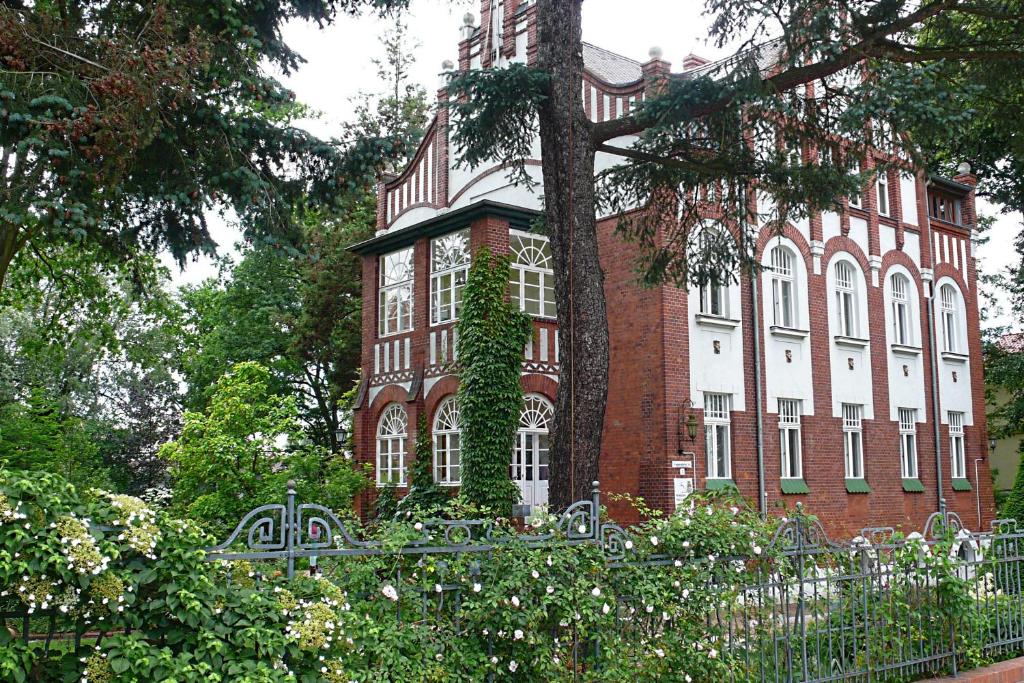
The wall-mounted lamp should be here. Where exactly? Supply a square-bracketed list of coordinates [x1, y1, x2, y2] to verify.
[989, 438, 997, 456]
[334, 425, 348, 447]
[677, 400, 699, 454]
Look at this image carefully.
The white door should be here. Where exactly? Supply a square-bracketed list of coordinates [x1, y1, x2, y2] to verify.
[511, 395, 552, 510]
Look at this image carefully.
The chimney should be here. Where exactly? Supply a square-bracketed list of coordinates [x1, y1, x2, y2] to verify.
[682, 53, 711, 71]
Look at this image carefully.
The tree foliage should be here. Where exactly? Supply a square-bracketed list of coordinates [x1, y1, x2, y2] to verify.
[159, 361, 367, 536]
[456, 248, 531, 516]
[0, 0, 412, 291]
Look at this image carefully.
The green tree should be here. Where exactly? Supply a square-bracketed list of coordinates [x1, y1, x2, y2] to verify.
[160, 361, 366, 534]
[1001, 442, 1024, 522]
[447, 0, 1024, 507]
[456, 248, 531, 515]
[0, 0, 411, 291]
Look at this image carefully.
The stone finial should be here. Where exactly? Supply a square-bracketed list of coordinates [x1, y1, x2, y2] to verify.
[648, 45, 664, 60]
[441, 59, 455, 71]
[957, 161, 972, 175]
[463, 12, 475, 26]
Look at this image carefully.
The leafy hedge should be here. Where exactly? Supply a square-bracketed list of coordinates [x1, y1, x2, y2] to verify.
[2, 468, 1020, 682]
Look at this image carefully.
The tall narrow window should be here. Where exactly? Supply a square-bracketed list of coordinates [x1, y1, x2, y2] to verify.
[779, 399, 803, 479]
[842, 404, 864, 479]
[379, 247, 414, 337]
[848, 159, 862, 209]
[940, 284, 960, 353]
[510, 232, 556, 318]
[899, 408, 918, 480]
[834, 261, 858, 337]
[704, 394, 732, 480]
[376, 404, 408, 486]
[770, 246, 797, 328]
[432, 397, 461, 485]
[891, 274, 912, 345]
[949, 411, 966, 480]
[699, 280, 728, 317]
[876, 170, 890, 216]
[430, 230, 470, 325]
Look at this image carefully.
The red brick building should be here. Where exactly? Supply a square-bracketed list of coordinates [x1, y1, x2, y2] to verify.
[349, 1, 996, 536]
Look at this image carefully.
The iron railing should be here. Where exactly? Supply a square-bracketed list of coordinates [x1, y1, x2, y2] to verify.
[5, 481, 1024, 682]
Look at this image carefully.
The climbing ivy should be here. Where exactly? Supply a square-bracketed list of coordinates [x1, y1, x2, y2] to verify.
[397, 414, 450, 517]
[456, 247, 531, 516]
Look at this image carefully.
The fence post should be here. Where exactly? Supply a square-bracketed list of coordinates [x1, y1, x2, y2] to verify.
[286, 479, 296, 580]
[795, 505, 810, 682]
[591, 481, 601, 542]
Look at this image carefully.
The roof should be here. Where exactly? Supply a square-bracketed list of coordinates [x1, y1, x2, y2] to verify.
[582, 42, 643, 85]
[348, 200, 540, 255]
[997, 333, 1024, 353]
[929, 175, 973, 195]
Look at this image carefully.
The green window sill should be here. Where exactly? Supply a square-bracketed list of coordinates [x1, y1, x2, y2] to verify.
[845, 478, 871, 494]
[705, 479, 738, 491]
[952, 478, 972, 492]
[902, 478, 925, 493]
[781, 479, 810, 495]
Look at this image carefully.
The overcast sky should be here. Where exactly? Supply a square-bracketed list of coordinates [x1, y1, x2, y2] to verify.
[165, 0, 1020, 328]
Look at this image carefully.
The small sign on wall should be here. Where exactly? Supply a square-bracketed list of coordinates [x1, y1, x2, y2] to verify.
[674, 477, 694, 509]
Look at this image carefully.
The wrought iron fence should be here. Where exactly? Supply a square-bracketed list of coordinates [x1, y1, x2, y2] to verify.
[5, 480, 1024, 682]
[203, 481, 1024, 681]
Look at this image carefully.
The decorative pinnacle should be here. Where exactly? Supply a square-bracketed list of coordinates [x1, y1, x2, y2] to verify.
[463, 12, 476, 27]
[441, 59, 455, 71]
[957, 161, 972, 175]
[287, 479, 296, 492]
[648, 46, 663, 60]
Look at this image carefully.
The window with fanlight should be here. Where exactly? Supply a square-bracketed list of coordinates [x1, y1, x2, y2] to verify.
[510, 232, 556, 318]
[769, 246, 797, 328]
[376, 404, 408, 486]
[379, 248, 414, 337]
[432, 397, 461, 485]
[430, 230, 470, 325]
[940, 284, 962, 353]
[834, 261, 859, 337]
[890, 273, 913, 345]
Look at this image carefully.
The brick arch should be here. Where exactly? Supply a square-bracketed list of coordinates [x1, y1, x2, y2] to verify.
[367, 384, 413, 423]
[521, 374, 558, 404]
[755, 223, 813, 264]
[932, 262, 970, 295]
[881, 250, 925, 298]
[424, 375, 460, 422]
[822, 235, 871, 273]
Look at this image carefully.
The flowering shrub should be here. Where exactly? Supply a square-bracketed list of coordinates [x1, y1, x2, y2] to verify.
[2, 468, 1021, 682]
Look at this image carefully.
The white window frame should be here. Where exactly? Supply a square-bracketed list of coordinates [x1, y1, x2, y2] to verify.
[899, 408, 918, 480]
[940, 284, 961, 353]
[891, 274, 912, 346]
[949, 411, 966, 480]
[432, 397, 461, 486]
[430, 230, 470, 326]
[834, 261, 858, 337]
[876, 169, 890, 216]
[770, 246, 797, 328]
[704, 393, 732, 480]
[699, 280, 728, 318]
[848, 159, 863, 209]
[842, 404, 864, 479]
[510, 231, 556, 318]
[376, 404, 408, 486]
[779, 399, 803, 479]
[379, 247, 414, 337]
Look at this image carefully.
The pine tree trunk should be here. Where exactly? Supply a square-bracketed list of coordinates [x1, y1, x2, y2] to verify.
[535, 0, 608, 510]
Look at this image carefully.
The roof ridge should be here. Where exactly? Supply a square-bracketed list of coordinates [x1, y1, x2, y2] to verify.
[581, 41, 641, 66]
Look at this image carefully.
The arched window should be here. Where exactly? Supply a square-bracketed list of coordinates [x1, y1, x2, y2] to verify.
[940, 284, 961, 353]
[890, 273, 913, 345]
[430, 229, 470, 325]
[834, 261, 858, 337]
[769, 246, 797, 328]
[510, 231, 555, 318]
[511, 395, 553, 508]
[376, 404, 408, 486]
[697, 228, 730, 318]
[432, 397, 461, 485]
